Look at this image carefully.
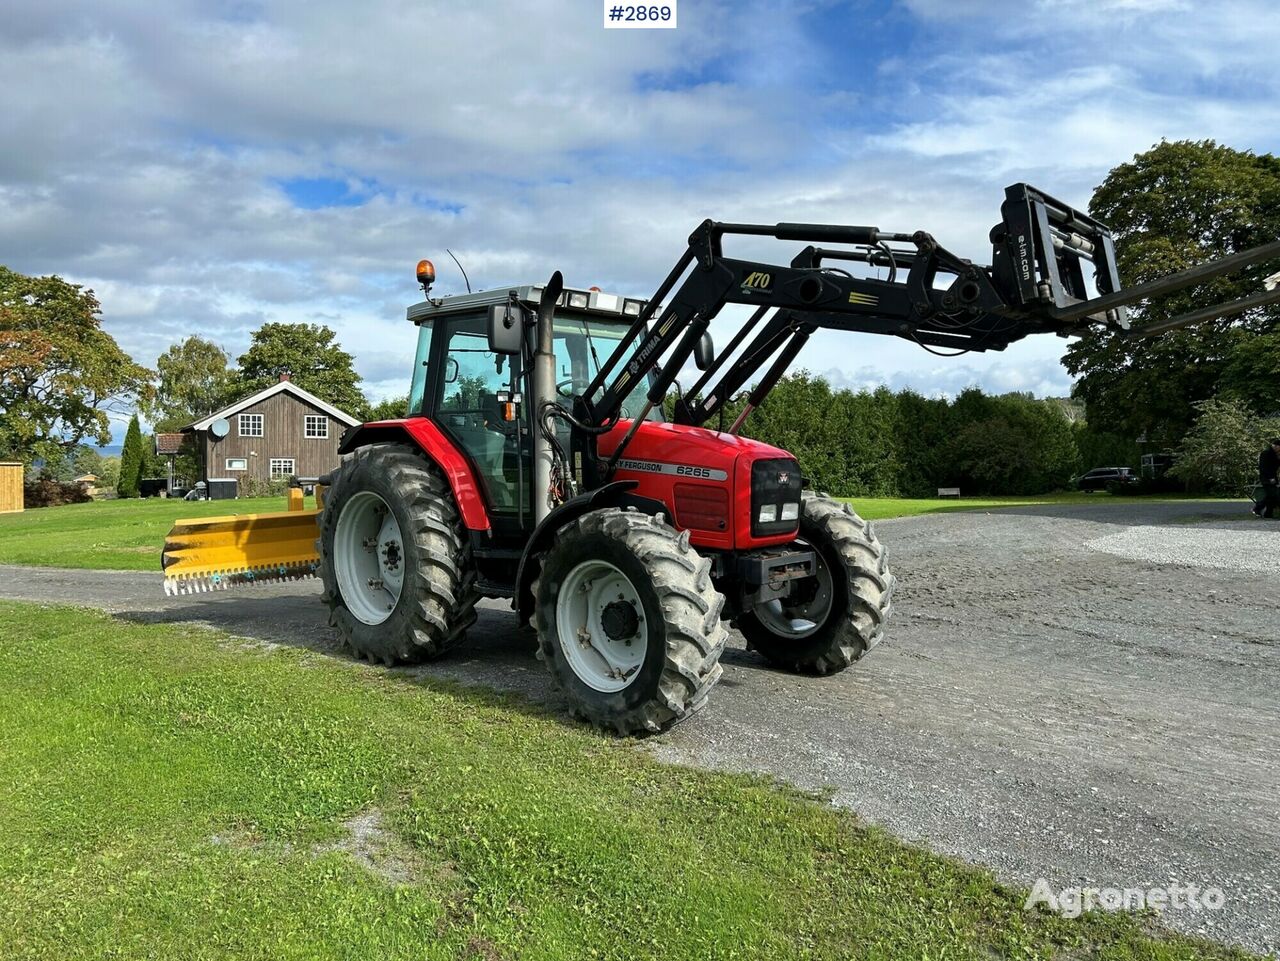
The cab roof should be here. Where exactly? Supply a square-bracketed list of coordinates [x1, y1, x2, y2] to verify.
[406, 284, 649, 324]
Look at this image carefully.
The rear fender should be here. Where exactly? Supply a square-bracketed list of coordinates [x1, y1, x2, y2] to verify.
[338, 419, 491, 532]
[514, 481, 667, 622]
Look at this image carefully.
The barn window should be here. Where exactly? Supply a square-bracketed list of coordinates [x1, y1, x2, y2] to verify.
[225, 458, 248, 471]
[238, 413, 264, 437]
[269, 458, 295, 478]
[304, 415, 328, 438]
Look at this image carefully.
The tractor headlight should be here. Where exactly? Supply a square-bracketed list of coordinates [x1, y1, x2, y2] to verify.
[750, 457, 803, 537]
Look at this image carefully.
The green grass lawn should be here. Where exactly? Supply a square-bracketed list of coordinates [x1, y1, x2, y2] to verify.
[0, 601, 1252, 961]
[838, 490, 1216, 520]
[0, 495, 294, 570]
[0, 490, 1228, 573]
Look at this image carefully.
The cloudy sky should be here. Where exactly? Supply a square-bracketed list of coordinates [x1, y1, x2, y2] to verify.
[4, 0, 1279, 438]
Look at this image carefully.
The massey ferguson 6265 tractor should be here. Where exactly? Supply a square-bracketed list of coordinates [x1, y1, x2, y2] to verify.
[163, 183, 1280, 734]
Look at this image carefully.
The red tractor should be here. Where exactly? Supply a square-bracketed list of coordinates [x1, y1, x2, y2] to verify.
[164, 183, 1280, 733]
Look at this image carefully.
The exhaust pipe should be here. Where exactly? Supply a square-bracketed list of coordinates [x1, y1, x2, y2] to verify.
[532, 271, 564, 525]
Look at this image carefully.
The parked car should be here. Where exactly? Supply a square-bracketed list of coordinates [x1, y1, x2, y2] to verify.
[1076, 466, 1137, 492]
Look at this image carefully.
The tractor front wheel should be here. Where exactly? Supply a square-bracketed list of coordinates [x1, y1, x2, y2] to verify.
[533, 508, 727, 735]
[319, 443, 478, 665]
[737, 493, 894, 674]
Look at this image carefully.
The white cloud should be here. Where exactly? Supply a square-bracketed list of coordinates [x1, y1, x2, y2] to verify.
[1, 0, 1277, 420]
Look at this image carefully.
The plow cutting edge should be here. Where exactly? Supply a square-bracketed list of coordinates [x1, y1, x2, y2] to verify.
[161, 509, 322, 595]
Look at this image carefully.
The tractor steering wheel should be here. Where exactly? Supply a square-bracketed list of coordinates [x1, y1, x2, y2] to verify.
[556, 377, 576, 398]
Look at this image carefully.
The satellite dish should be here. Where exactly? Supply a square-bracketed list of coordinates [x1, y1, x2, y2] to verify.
[210, 418, 230, 439]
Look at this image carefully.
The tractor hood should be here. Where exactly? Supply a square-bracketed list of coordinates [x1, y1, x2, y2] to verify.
[597, 419, 792, 465]
[596, 420, 800, 551]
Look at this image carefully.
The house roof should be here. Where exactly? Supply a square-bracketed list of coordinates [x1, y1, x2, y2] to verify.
[181, 380, 362, 432]
[155, 433, 185, 455]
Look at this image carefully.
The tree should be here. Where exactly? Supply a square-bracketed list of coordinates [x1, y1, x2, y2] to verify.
[940, 392, 1078, 495]
[894, 390, 951, 497]
[1172, 398, 1280, 495]
[1071, 422, 1142, 474]
[140, 433, 169, 480]
[368, 395, 409, 420]
[1217, 328, 1280, 417]
[741, 372, 851, 494]
[72, 446, 105, 481]
[97, 456, 121, 490]
[740, 376, 901, 497]
[147, 335, 235, 430]
[1064, 140, 1280, 445]
[837, 387, 900, 497]
[0, 266, 152, 472]
[235, 323, 367, 418]
[117, 415, 144, 498]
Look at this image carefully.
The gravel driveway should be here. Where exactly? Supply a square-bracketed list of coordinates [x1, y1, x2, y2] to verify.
[2, 500, 1277, 954]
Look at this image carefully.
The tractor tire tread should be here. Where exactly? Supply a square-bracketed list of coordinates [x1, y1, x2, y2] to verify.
[740, 491, 895, 675]
[533, 508, 727, 736]
[319, 443, 477, 664]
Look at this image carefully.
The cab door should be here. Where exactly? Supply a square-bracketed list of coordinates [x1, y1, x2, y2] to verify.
[433, 311, 525, 513]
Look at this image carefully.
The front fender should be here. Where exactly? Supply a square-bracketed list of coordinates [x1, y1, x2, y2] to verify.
[513, 481, 667, 622]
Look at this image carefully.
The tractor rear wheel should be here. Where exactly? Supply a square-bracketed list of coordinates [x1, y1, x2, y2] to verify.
[319, 443, 478, 665]
[737, 493, 894, 674]
[533, 508, 727, 735]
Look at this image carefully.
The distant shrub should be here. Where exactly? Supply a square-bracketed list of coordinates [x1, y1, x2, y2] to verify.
[239, 475, 293, 498]
[24, 478, 92, 508]
[1171, 399, 1280, 496]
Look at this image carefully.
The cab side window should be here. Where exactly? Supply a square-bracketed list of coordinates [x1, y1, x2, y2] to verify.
[437, 313, 520, 511]
[440, 328, 508, 417]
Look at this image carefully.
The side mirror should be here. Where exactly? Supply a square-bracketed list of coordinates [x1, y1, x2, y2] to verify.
[444, 356, 459, 384]
[694, 331, 715, 371]
[487, 300, 524, 355]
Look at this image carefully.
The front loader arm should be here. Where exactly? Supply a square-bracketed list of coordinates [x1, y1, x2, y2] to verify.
[580, 182, 1280, 440]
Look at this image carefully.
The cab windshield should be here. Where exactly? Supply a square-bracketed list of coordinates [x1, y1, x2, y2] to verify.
[552, 313, 659, 422]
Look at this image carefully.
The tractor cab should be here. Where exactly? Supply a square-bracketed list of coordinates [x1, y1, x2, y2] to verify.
[404, 283, 656, 523]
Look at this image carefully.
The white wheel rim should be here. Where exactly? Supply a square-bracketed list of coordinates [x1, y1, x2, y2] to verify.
[753, 548, 835, 639]
[333, 491, 405, 626]
[555, 559, 647, 693]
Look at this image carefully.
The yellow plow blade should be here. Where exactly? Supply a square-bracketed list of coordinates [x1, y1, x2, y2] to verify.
[161, 509, 322, 595]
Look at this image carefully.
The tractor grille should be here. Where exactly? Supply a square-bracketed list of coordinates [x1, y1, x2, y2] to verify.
[750, 458, 803, 537]
[674, 483, 730, 532]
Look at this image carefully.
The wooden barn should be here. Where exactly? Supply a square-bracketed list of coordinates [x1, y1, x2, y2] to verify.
[181, 376, 361, 494]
